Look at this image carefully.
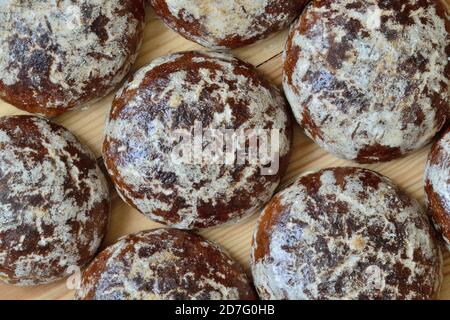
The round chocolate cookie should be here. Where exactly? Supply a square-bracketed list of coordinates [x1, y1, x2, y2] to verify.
[283, 0, 449, 163]
[150, 0, 306, 49]
[103, 51, 292, 229]
[75, 228, 257, 300]
[0, 115, 110, 286]
[0, 0, 145, 116]
[425, 127, 450, 249]
[252, 167, 442, 300]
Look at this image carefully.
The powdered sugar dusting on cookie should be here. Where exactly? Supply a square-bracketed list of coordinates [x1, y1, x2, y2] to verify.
[252, 167, 442, 300]
[0, 115, 110, 286]
[283, 0, 448, 163]
[0, 0, 145, 115]
[103, 51, 292, 229]
[425, 128, 450, 248]
[75, 229, 256, 300]
[151, 0, 306, 49]
[166, 0, 269, 45]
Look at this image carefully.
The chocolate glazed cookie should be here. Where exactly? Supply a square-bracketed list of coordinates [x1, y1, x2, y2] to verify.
[0, 0, 145, 116]
[0, 115, 110, 286]
[150, 0, 307, 49]
[103, 51, 292, 229]
[252, 167, 442, 300]
[75, 228, 257, 300]
[425, 127, 450, 249]
[283, 0, 449, 163]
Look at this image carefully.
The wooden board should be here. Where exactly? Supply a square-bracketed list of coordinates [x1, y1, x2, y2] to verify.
[0, 5, 449, 300]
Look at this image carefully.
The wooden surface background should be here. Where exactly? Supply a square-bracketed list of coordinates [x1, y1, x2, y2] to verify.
[0, 4, 448, 300]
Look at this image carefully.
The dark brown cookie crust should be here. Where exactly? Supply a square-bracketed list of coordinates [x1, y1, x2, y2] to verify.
[252, 167, 442, 300]
[425, 126, 450, 249]
[75, 228, 257, 300]
[0, 0, 145, 116]
[0, 115, 110, 286]
[150, 0, 307, 49]
[283, 0, 449, 163]
[103, 51, 293, 229]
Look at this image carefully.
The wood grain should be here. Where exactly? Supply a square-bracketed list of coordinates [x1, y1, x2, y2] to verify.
[0, 4, 448, 300]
